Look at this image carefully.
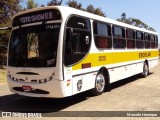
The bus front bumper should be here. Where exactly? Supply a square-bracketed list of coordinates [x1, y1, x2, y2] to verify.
[7, 76, 66, 98]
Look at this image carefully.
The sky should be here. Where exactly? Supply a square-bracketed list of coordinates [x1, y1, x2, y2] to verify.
[21, 0, 160, 40]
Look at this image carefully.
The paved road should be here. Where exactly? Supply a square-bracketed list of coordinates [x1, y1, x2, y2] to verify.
[0, 63, 160, 120]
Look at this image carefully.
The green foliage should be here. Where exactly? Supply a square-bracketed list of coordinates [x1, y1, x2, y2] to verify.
[86, 4, 106, 17]
[0, 31, 8, 68]
[47, 0, 63, 6]
[66, 0, 106, 17]
[66, 0, 83, 10]
[0, 0, 22, 68]
[26, 0, 38, 9]
[117, 13, 156, 32]
[0, 0, 22, 24]
[46, 0, 106, 17]
[121, 13, 126, 22]
[86, 4, 94, 13]
[94, 8, 106, 17]
[148, 27, 156, 32]
[0, 31, 9, 68]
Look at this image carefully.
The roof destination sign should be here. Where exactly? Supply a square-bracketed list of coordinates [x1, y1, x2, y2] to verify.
[20, 12, 53, 24]
[13, 9, 61, 27]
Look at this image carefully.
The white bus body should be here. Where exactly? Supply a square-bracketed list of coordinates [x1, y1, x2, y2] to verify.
[7, 6, 159, 98]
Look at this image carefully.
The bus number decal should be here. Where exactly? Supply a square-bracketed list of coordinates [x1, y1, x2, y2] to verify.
[99, 56, 106, 61]
[46, 24, 60, 30]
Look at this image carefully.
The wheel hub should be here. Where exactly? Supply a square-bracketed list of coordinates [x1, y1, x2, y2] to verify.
[96, 75, 105, 92]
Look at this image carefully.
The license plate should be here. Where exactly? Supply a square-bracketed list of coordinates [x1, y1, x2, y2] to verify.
[22, 85, 32, 91]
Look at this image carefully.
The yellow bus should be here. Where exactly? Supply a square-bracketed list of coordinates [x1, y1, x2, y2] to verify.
[7, 6, 159, 98]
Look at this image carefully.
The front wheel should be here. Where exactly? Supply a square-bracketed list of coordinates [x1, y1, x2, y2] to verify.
[141, 62, 149, 78]
[91, 73, 106, 95]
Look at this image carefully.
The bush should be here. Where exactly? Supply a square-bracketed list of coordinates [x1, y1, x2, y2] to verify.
[0, 46, 7, 68]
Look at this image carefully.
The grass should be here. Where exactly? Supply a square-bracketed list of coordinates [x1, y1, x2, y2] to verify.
[0, 68, 7, 83]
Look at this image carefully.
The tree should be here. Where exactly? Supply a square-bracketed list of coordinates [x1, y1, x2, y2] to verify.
[121, 13, 126, 22]
[94, 8, 106, 17]
[117, 13, 156, 31]
[66, 1, 106, 17]
[148, 27, 156, 32]
[86, 4, 106, 17]
[0, 0, 22, 68]
[66, 0, 83, 10]
[86, 4, 95, 13]
[47, 0, 63, 6]
[0, 30, 9, 68]
[0, 0, 22, 24]
[40, 4, 45, 7]
[26, 0, 38, 9]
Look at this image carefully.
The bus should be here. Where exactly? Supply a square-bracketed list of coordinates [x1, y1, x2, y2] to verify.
[7, 6, 159, 98]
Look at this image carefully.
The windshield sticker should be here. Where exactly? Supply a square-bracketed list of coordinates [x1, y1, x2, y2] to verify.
[46, 24, 60, 30]
[47, 59, 55, 66]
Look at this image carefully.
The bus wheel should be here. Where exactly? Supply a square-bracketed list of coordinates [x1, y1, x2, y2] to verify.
[141, 62, 149, 78]
[91, 72, 106, 95]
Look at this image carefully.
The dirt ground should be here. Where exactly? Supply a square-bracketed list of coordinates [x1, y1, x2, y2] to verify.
[0, 69, 6, 83]
[0, 63, 160, 120]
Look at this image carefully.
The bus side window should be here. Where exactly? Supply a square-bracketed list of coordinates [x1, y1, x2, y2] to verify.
[150, 35, 156, 48]
[113, 26, 126, 49]
[144, 33, 150, 49]
[155, 35, 158, 48]
[99, 37, 108, 48]
[136, 31, 144, 49]
[93, 21, 112, 49]
[126, 29, 135, 49]
[64, 16, 91, 66]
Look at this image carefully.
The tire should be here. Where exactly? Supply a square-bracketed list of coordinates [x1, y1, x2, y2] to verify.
[141, 62, 149, 78]
[91, 72, 106, 95]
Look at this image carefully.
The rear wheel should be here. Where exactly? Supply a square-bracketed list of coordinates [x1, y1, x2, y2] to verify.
[141, 62, 149, 78]
[91, 72, 106, 95]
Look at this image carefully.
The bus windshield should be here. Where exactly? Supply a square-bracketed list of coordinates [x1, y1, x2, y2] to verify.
[9, 24, 60, 67]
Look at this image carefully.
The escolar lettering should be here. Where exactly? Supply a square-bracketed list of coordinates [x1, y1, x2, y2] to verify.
[139, 52, 151, 58]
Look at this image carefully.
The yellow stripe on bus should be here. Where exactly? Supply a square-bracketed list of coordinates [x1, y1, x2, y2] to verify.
[72, 50, 159, 70]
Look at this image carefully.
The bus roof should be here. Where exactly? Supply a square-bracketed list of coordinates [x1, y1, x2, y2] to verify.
[13, 6, 157, 35]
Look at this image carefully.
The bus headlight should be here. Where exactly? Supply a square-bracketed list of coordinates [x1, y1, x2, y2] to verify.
[38, 75, 53, 83]
[39, 79, 46, 83]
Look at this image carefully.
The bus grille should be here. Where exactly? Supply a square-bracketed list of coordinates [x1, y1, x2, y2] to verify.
[8, 75, 53, 83]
